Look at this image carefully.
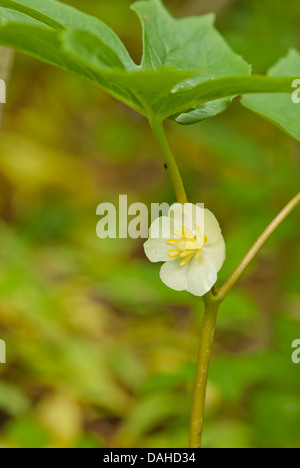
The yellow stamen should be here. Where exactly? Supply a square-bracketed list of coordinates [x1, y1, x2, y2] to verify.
[172, 229, 184, 239]
[180, 254, 194, 266]
[182, 225, 194, 239]
[167, 249, 180, 258]
[167, 224, 206, 266]
[166, 240, 178, 246]
[180, 250, 195, 258]
[196, 225, 201, 238]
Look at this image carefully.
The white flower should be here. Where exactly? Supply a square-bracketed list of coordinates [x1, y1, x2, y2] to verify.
[144, 203, 226, 297]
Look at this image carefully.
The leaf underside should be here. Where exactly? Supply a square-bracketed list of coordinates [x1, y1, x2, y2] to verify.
[241, 50, 300, 142]
[0, 0, 299, 138]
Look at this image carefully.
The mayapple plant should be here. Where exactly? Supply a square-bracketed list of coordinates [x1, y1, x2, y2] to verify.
[0, 0, 299, 448]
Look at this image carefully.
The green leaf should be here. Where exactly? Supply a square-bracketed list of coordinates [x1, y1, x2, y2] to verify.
[61, 0, 251, 120]
[0, 1, 144, 112]
[61, 29, 298, 121]
[158, 74, 298, 118]
[131, 0, 250, 122]
[172, 98, 233, 125]
[0, 0, 64, 30]
[0, 0, 134, 67]
[0, 0, 250, 121]
[61, 28, 192, 115]
[241, 49, 300, 141]
[0, 20, 95, 80]
[131, 1, 249, 75]
[0, 0, 298, 126]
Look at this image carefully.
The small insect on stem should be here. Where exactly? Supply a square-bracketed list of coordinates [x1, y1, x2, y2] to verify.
[164, 163, 168, 170]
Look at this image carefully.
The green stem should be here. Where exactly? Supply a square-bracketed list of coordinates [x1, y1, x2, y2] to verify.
[160, 75, 298, 119]
[216, 192, 300, 301]
[150, 115, 299, 450]
[189, 296, 220, 448]
[149, 118, 188, 204]
[188, 193, 300, 448]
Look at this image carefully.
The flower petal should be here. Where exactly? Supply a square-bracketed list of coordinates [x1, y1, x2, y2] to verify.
[160, 259, 189, 291]
[168, 203, 184, 220]
[169, 203, 205, 235]
[144, 238, 170, 263]
[168, 204, 184, 236]
[186, 255, 218, 297]
[202, 235, 226, 272]
[204, 209, 222, 245]
[149, 216, 172, 239]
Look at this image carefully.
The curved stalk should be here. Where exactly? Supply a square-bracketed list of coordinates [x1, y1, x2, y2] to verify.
[189, 192, 300, 448]
[150, 117, 300, 450]
[217, 192, 300, 301]
[149, 118, 188, 204]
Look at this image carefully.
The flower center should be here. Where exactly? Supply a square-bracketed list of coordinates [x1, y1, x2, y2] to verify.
[166, 225, 207, 266]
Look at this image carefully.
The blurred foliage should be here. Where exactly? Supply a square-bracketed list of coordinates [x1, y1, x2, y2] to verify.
[0, 0, 299, 448]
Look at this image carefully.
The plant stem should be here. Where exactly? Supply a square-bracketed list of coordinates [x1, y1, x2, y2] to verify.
[150, 115, 299, 449]
[189, 297, 220, 448]
[217, 192, 300, 301]
[149, 118, 188, 204]
[188, 192, 300, 448]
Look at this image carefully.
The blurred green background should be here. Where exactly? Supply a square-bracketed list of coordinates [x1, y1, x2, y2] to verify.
[0, 0, 299, 448]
